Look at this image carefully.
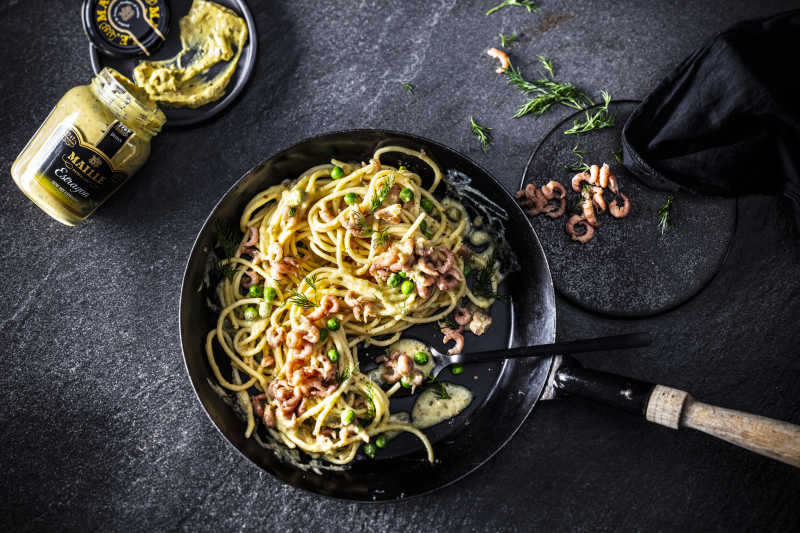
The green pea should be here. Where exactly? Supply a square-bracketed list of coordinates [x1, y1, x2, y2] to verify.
[327, 349, 339, 362]
[248, 285, 263, 298]
[243, 306, 258, 320]
[451, 364, 464, 375]
[398, 271, 408, 278]
[375, 434, 387, 448]
[399, 188, 414, 203]
[264, 286, 277, 301]
[330, 166, 344, 179]
[400, 378, 411, 389]
[421, 197, 434, 213]
[419, 220, 432, 238]
[318, 328, 328, 343]
[344, 192, 358, 205]
[326, 317, 341, 331]
[400, 280, 415, 295]
[363, 442, 377, 458]
[387, 273, 402, 288]
[341, 408, 355, 425]
[413, 351, 429, 365]
[398, 165, 407, 171]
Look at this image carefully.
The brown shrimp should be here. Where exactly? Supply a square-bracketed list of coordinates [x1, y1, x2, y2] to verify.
[454, 306, 473, 326]
[266, 326, 286, 348]
[565, 215, 595, 243]
[541, 181, 567, 200]
[591, 186, 607, 213]
[442, 327, 465, 355]
[581, 195, 599, 227]
[609, 193, 631, 218]
[571, 172, 592, 192]
[487, 47, 510, 74]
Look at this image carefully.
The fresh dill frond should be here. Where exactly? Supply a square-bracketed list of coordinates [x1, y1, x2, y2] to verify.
[564, 91, 616, 135]
[338, 368, 351, 385]
[214, 221, 240, 279]
[658, 194, 674, 235]
[469, 116, 492, 153]
[304, 273, 319, 302]
[486, 0, 538, 16]
[505, 66, 592, 118]
[287, 290, 318, 309]
[426, 375, 451, 400]
[439, 316, 459, 330]
[374, 227, 390, 247]
[402, 82, 414, 93]
[498, 32, 517, 47]
[370, 174, 395, 212]
[537, 54, 555, 78]
[614, 148, 623, 164]
[472, 250, 500, 300]
[563, 144, 590, 172]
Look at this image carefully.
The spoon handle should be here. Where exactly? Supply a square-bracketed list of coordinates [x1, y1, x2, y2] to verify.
[448, 332, 652, 364]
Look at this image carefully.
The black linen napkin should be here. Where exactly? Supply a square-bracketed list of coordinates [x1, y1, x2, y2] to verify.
[622, 10, 800, 229]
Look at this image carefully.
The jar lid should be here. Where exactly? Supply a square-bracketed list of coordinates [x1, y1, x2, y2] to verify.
[82, 0, 170, 58]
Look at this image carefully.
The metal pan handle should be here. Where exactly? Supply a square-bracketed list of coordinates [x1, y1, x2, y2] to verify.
[554, 361, 800, 468]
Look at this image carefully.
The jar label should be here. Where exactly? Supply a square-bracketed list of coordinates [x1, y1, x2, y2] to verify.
[36, 123, 130, 203]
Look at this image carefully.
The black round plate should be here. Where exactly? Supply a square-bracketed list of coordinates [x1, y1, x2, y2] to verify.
[88, 0, 257, 127]
[179, 130, 556, 501]
[521, 100, 737, 317]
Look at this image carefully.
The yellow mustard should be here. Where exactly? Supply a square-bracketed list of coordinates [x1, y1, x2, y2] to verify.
[11, 67, 166, 226]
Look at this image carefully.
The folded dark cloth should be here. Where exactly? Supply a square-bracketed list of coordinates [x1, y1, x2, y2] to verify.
[622, 10, 800, 228]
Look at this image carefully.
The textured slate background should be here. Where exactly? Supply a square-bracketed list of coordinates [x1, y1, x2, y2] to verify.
[1, 0, 799, 531]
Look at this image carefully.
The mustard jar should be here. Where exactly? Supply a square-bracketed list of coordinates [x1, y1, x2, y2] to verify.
[11, 67, 166, 226]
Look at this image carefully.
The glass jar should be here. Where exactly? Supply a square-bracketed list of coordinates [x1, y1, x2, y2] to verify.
[11, 67, 166, 225]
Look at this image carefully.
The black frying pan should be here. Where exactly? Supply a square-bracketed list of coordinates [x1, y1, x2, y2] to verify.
[179, 131, 799, 503]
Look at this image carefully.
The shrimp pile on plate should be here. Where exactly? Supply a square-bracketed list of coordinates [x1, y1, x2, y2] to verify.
[516, 163, 630, 243]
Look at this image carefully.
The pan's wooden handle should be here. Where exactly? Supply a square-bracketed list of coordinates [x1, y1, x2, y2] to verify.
[646, 385, 800, 467]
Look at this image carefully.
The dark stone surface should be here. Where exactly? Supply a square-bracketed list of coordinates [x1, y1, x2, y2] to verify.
[1, 0, 798, 531]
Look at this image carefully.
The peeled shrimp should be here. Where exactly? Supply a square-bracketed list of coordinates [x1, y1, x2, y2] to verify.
[609, 193, 631, 218]
[581, 193, 599, 227]
[591, 186, 607, 213]
[487, 48, 510, 74]
[571, 172, 592, 192]
[566, 214, 595, 243]
[541, 181, 567, 200]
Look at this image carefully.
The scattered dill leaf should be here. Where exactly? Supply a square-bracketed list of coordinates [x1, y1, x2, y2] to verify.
[304, 273, 319, 302]
[338, 368, 351, 385]
[537, 54, 554, 78]
[564, 91, 615, 135]
[505, 66, 591, 118]
[472, 250, 500, 300]
[498, 32, 517, 47]
[370, 174, 395, 212]
[614, 148, 623, 164]
[288, 207, 297, 217]
[287, 290, 318, 309]
[374, 227, 390, 247]
[469, 116, 492, 153]
[426, 375, 451, 400]
[464, 263, 474, 276]
[658, 194, 674, 235]
[214, 221, 240, 279]
[563, 144, 590, 172]
[438, 316, 458, 330]
[402, 82, 414, 93]
[486, 0, 538, 16]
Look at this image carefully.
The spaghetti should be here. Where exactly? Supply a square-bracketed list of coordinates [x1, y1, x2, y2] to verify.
[205, 147, 496, 465]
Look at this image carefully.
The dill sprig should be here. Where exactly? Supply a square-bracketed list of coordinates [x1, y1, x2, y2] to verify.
[658, 194, 674, 235]
[338, 368, 351, 385]
[537, 54, 554, 78]
[505, 64, 592, 118]
[426, 375, 451, 400]
[563, 144, 590, 173]
[370, 174, 395, 212]
[373, 227, 390, 247]
[472, 250, 500, 300]
[402, 82, 414, 93]
[498, 32, 517, 47]
[486, 0, 538, 16]
[304, 273, 319, 302]
[214, 221, 240, 279]
[469, 116, 492, 153]
[564, 91, 615, 135]
[614, 148, 623, 164]
[287, 291, 317, 308]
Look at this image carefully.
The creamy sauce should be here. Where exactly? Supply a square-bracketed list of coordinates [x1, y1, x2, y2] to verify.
[132, 0, 248, 108]
[384, 412, 411, 440]
[412, 383, 473, 429]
